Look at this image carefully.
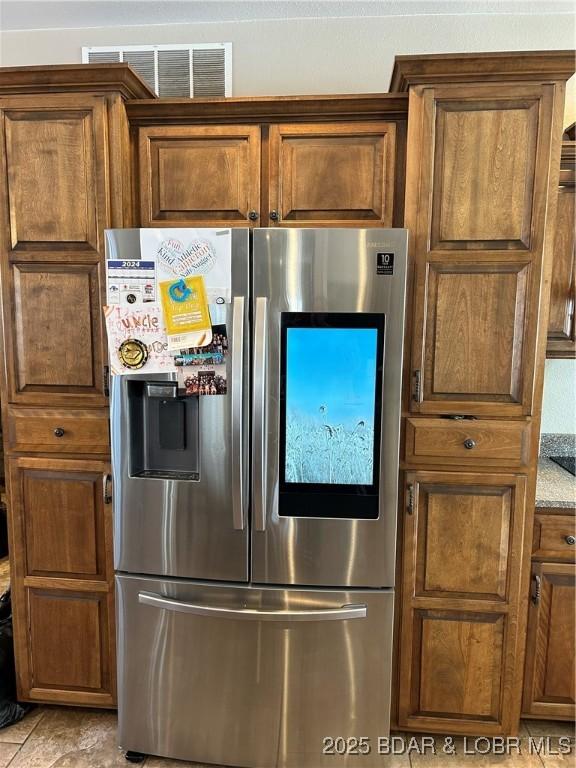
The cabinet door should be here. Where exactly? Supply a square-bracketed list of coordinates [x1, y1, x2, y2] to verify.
[4, 262, 106, 407]
[523, 562, 576, 719]
[138, 125, 261, 227]
[268, 122, 396, 226]
[7, 457, 115, 706]
[547, 143, 575, 357]
[406, 84, 557, 416]
[398, 471, 527, 734]
[0, 95, 109, 407]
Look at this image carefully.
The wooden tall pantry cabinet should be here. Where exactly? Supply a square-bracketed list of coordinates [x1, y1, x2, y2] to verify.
[0, 51, 573, 734]
[391, 52, 572, 735]
[0, 66, 154, 706]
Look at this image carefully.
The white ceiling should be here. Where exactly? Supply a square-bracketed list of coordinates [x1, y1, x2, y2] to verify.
[0, 0, 573, 32]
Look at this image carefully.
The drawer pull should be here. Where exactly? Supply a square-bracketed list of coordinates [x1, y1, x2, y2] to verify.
[103, 474, 112, 505]
[463, 438, 476, 450]
[407, 483, 415, 515]
[53, 427, 65, 438]
[565, 535, 576, 546]
[412, 370, 422, 403]
[532, 574, 541, 605]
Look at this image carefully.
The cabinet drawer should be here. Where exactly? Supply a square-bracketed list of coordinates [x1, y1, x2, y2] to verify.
[405, 418, 530, 467]
[8, 408, 109, 454]
[533, 514, 576, 561]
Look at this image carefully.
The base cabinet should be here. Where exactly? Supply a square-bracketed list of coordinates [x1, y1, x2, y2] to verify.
[522, 563, 576, 719]
[397, 471, 528, 735]
[27, 587, 114, 705]
[403, 608, 509, 725]
[7, 457, 115, 706]
[523, 504, 576, 720]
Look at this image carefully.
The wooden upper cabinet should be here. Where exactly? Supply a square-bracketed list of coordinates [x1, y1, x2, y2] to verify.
[0, 96, 107, 253]
[418, 261, 530, 412]
[523, 562, 575, 719]
[268, 122, 396, 226]
[430, 102, 539, 252]
[135, 120, 398, 229]
[407, 83, 557, 416]
[0, 94, 110, 407]
[547, 141, 575, 358]
[3, 261, 106, 406]
[398, 471, 528, 734]
[138, 125, 261, 227]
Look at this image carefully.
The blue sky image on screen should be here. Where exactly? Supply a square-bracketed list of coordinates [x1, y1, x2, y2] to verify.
[285, 327, 378, 485]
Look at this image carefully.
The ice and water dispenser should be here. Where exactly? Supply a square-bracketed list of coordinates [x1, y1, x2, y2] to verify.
[126, 379, 200, 481]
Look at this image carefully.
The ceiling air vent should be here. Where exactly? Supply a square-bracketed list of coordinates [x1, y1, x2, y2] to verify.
[82, 44, 232, 97]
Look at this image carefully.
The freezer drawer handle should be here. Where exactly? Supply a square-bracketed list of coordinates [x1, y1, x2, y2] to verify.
[231, 295, 245, 530]
[138, 592, 367, 622]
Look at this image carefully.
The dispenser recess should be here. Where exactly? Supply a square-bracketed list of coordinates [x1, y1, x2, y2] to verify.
[127, 379, 200, 480]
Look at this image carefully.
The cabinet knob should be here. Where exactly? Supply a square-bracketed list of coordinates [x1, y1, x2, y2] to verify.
[463, 438, 476, 450]
[565, 535, 576, 546]
[53, 427, 65, 438]
[248, 210, 259, 221]
[269, 210, 280, 222]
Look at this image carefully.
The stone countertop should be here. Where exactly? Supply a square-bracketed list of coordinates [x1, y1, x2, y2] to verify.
[536, 456, 576, 509]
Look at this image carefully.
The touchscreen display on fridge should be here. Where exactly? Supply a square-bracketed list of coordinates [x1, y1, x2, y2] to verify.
[279, 312, 384, 520]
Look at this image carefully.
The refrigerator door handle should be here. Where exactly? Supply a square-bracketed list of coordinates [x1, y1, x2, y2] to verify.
[253, 296, 268, 531]
[231, 295, 245, 531]
[138, 592, 367, 621]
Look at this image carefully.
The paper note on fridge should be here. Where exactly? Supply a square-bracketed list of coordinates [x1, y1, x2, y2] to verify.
[159, 276, 213, 351]
[105, 258, 156, 306]
[140, 228, 232, 303]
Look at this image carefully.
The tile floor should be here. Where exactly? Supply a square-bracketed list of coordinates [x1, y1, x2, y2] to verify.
[0, 558, 9, 594]
[0, 707, 573, 768]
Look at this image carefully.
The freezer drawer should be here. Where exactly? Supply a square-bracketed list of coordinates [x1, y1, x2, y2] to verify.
[117, 574, 394, 768]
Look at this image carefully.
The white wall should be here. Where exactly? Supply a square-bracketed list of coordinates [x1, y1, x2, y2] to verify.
[541, 360, 576, 434]
[0, 12, 574, 121]
[0, 10, 574, 431]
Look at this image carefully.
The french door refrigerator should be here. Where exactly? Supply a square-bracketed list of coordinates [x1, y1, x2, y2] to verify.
[110, 227, 408, 768]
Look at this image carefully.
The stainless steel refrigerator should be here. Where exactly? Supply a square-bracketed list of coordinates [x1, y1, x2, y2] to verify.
[109, 228, 408, 768]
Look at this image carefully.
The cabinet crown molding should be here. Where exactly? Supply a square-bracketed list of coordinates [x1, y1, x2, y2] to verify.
[126, 92, 408, 125]
[389, 50, 576, 91]
[0, 63, 156, 99]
